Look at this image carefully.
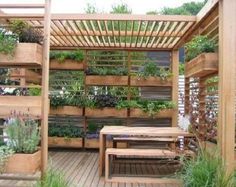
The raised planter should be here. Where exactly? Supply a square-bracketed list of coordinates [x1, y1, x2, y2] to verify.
[129, 108, 174, 118]
[0, 43, 42, 67]
[130, 76, 172, 87]
[9, 68, 41, 84]
[85, 108, 127, 118]
[50, 106, 83, 116]
[48, 137, 83, 148]
[50, 59, 84, 70]
[0, 96, 42, 118]
[84, 138, 127, 149]
[185, 53, 218, 78]
[5, 150, 41, 174]
[85, 76, 128, 86]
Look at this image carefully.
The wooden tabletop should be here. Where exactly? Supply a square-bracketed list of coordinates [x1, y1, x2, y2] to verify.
[100, 126, 193, 137]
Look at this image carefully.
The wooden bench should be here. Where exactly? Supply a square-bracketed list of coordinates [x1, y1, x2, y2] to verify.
[112, 136, 178, 149]
[105, 148, 181, 183]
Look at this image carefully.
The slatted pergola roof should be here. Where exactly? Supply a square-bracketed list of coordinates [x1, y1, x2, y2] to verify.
[0, 12, 196, 50]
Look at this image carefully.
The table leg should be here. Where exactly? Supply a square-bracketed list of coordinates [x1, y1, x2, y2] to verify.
[99, 133, 106, 176]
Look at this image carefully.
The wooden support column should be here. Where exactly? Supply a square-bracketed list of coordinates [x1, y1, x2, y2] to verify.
[218, 0, 236, 173]
[41, 0, 51, 174]
[171, 50, 179, 127]
[127, 51, 131, 126]
[184, 77, 190, 115]
[20, 69, 26, 86]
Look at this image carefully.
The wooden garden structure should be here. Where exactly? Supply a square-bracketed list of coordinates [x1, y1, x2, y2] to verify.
[0, 0, 235, 184]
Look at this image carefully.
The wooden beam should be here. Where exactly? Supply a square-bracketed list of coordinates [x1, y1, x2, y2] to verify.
[41, 0, 51, 175]
[0, 4, 45, 8]
[172, 50, 179, 127]
[218, 0, 236, 173]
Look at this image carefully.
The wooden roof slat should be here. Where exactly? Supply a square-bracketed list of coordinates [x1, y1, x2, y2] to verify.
[89, 20, 102, 47]
[140, 21, 149, 47]
[104, 21, 111, 47]
[66, 20, 84, 46]
[97, 20, 106, 47]
[145, 21, 157, 48]
[74, 20, 91, 47]
[111, 20, 117, 47]
[81, 21, 97, 47]
[130, 21, 135, 48]
[135, 21, 142, 48]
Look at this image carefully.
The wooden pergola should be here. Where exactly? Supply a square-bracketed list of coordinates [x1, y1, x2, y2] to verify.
[0, 0, 235, 180]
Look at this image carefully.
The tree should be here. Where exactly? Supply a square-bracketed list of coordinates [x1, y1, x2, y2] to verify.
[147, 1, 207, 15]
[110, 3, 132, 14]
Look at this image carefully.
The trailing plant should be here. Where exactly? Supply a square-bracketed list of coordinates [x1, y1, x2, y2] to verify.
[0, 146, 14, 173]
[85, 66, 128, 76]
[0, 30, 17, 55]
[48, 125, 83, 138]
[35, 167, 70, 187]
[180, 149, 236, 187]
[9, 20, 43, 44]
[185, 35, 217, 62]
[137, 62, 172, 80]
[5, 117, 40, 154]
[50, 50, 84, 63]
[116, 99, 175, 117]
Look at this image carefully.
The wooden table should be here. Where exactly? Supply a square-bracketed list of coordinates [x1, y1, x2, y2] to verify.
[99, 126, 193, 176]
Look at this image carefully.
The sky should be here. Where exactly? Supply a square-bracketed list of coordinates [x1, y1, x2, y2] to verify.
[0, 0, 205, 14]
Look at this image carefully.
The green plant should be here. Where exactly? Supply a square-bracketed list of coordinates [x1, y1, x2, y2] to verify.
[5, 117, 40, 154]
[50, 50, 84, 63]
[180, 149, 236, 187]
[0, 30, 17, 55]
[137, 62, 172, 80]
[9, 20, 42, 44]
[35, 167, 70, 187]
[48, 125, 83, 138]
[0, 146, 14, 173]
[185, 35, 217, 62]
[179, 63, 185, 75]
[86, 66, 128, 76]
[28, 86, 41, 96]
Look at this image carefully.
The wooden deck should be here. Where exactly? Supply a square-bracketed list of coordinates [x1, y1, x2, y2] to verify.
[0, 150, 181, 187]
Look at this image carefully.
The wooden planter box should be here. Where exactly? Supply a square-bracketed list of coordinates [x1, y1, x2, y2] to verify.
[85, 76, 128, 86]
[50, 59, 84, 70]
[48, 137, 83, 148]
[129, 108, 174, 118]
[185, 53, 218, 78]
[85, 108, 127, 118]
[50, 106, 83, 116]
[130, 77, 172, 87]
[84, 138, 127, 149]
[5, 150, 41, 174]
[0, 96, 42, 118]
[0, 43, 42, 67]
[9, 69, 41, 84]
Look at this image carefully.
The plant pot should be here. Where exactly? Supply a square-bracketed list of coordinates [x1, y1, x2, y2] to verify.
[84, 138, 127, 148]
[0, 43, 42, 67]
[5, 150, 41, 174]
[185, 53, 218, 78]
[0, 96, 42, 118]
[50, 106, 83, 116]
[129, 108, 174, 118]
[48, 137, 83, 148]
[130, 76, 172, 87]
[85, 108, 127, 118]
[85, 76, 128, 86]
[50, 59, 84, 70]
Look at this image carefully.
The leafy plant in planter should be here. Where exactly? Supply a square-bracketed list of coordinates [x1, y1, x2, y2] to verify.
[48, 124, 84, 138]
[5, 117, 40, 154]
[0, 146, 14, 173]
[185, 35, 217, 62]
[0, 30, 17, 55]
[85, 66, 128, 76]
[117, 99, 175, 117]
[50, 50, 84, 63]
[9, 20, 43, 44]
[137, 62, 172, 80]
[85, 94, 121, 108]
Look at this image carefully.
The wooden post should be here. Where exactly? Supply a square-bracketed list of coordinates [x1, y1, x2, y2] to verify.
[20, 68, 26, 86]
[218, 0, 236, 173]
[171, 50, 179, 127]
[41, 0, 51, 174]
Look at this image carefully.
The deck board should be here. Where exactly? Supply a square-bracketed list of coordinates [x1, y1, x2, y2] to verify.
[0, 150, 181, 187]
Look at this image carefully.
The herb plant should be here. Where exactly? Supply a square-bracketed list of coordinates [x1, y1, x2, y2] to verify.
[185, 35, 217, 62]
[0, 30, 17, 55]
[5, 117, 40, 154]
[0, 146, 14, 173]
[50, 50, 84, 63]
[85, 67, 128, 76]
[48, 125, 83, 138]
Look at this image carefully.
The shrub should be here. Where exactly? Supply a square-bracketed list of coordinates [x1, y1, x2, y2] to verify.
[0, 146, 14, 173]
[48, 125, 83, 138]
[180, 149, 236, 187]
[185, 35, 217, 62]
[50, 50, 84, 63]
[5, 117, 40, 154]
[0, 30, 17, 55]
[85, 66, 128, 76]
[35, 167, 70, 187]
